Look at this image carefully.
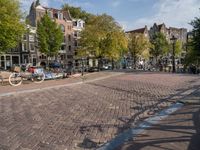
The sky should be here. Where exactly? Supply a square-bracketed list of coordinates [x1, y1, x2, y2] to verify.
[20, 0, 200, 31]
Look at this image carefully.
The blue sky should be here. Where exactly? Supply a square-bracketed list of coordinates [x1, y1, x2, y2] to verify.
[20, 0, 200, 31]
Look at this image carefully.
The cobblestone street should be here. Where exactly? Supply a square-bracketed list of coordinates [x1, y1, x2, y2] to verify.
[0, 72, 200, 150]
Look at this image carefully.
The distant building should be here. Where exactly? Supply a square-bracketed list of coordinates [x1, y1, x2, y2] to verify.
[126, 25, 149, 38]
[125, 25, 150, 69]
[149, 23, 187, 45]
[72, 19, 85, 70]
[126, 23, 188, 71]
[26, 1, 75, 69]
[0, 25, 37, 70]
[20, 25, 38, 66]
[0, 46, 21, 70]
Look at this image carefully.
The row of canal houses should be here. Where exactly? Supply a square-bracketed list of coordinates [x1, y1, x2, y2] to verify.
[0, 1, 85, 70]
[126, 23, 188, 71]
[0, 1, 190, 71]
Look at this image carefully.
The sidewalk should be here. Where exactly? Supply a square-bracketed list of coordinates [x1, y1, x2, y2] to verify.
[116, 90, 200, 150]
[0, 71, 123, 96]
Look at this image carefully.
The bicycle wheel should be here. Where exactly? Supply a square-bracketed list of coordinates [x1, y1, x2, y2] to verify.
[32, 72, 45, 83]
[9, 73, 22, 86]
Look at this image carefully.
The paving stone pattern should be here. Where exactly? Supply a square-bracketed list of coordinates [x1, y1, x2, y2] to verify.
[0, 72, 200, 150]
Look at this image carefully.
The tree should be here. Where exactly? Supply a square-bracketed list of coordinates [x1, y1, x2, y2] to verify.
[62, 4, 93, 23]
[150, 32, 169, 65]
[0, 0, 25, 53]
[189, 14, 200, 67]
[174, 40, 182, 57]
[78, 14, 127, 69]
[37, 14, 63, 64]
[128, 33, 150, 68]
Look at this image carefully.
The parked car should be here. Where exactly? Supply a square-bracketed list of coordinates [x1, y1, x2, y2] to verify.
[49, 62, 61, 68]
[88, 67, 99, 72]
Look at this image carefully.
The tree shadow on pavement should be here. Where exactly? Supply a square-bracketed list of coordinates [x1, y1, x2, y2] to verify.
[188, 108, 200, 150]
[116, 105, 200, 150]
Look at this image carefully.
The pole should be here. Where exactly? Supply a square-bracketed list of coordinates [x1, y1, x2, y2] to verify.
[81, 58, 84, 76]
[172, 42, 176, 73]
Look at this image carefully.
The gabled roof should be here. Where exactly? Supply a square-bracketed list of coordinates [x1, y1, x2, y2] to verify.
[36, 5, 45, 11]
[42, 7, 72, 21]
[126, 26, 147, 34]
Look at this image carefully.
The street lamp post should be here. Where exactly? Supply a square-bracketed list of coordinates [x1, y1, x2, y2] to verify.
[81, 58, 84, 76]
[170, 35, 177, 73]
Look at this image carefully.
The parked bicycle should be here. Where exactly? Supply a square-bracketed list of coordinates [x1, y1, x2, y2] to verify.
[9, 65, 45, 86]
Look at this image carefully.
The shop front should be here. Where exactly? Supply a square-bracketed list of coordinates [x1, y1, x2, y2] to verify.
[0, 55, 20, 70]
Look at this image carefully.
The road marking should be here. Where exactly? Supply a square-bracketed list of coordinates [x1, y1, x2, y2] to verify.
[97, 102, 184, 150]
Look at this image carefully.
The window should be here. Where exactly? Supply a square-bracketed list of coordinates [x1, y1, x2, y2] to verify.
[68, 35, 71, 41]
[30, 43, 35, 51]
[74, 40, 78, 47]
[61, 55, 65, 60]
[23, 55, 29, 64]
[32, 58, 37, 66]
[78, 22, 82, 27]
[12, 56, 19, 65]
[67, 55, 73, 59]
[0, 56, 5, 69]
[61, 45, 66, 50]
[63, 36, 66, 43]
[74, 31, 78, 37]
[73, 21, 77, 26]
[54, 13, 58, 19]
[68, 25, 72, 31]
[22, 43, 28, 51]
[68, 45, 71, 51]
[23, 35, 27, 41]
[6, 56, 11, 69]
[59, 13, 63, 20]
[60, 24, 65, 32]
[29, 35, 34, 42]
[75, 51, 78, 56]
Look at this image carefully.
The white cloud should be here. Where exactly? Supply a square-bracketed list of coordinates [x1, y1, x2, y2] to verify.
[129, 0, 200, 31]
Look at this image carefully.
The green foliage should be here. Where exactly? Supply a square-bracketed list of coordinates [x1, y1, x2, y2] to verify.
[174, 40, 182, 57]
[184, 15, 200, 66]
[0, 0, 25, 53]
[150, 32, 169, 61]
[37, 14, 63, 57]
[190, 16, 200, 56]
[62, 4, 92, 23]
[128, 33, 150, 64]
[78, 14, 127, 62]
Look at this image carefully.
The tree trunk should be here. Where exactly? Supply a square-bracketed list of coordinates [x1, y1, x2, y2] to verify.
[155, 55, 158, 70]
[111, 58, 114, 70]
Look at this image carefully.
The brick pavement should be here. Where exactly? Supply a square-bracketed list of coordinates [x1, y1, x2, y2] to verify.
[0, 72, 120, 95]
[116, 89, 200, 150]
[0, 72, 200, 150]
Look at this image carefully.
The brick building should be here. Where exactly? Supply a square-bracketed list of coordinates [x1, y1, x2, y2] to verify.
[126, 23, 188, 71]
[26, 1, 75, 69]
